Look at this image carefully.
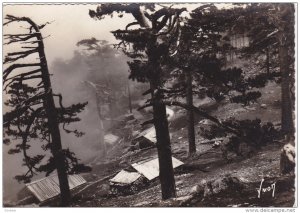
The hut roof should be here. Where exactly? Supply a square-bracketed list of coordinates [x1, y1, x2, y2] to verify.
[25, 174, 86, 202]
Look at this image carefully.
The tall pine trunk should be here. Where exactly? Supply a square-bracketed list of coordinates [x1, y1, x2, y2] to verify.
[266, 47, 270, 75]
[278, 5, 294, 139]
[185, 69, 196, 155]
[279, 43, 294, 138]
[108, 92, 115, 127]
[149, 49, 176, 199]
[95, 92, 106, 157]
[127, 80, 133, 113]
[151, 87, 176, 199]
[85, 81, 106, 156]
[32, 20, 71, 206]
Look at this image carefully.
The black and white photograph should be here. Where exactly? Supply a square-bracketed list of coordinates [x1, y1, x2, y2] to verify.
[2, 2, 297, 209]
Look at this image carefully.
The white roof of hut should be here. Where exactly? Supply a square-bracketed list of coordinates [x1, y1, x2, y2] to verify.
[109, 170, 141, 185]
[104, 134, 119, 145]
[131, 157, 184, 181]
[136, 126, 156, 143]
[135, 125, 173, 144]
[25, 174, 86, 202]
[143, 127, 156, 143]
[109, 157, 184, 185]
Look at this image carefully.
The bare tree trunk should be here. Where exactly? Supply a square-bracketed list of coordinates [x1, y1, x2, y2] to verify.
[266, 47, 270, 75]
[108, 94, 114, 127]
[279, 43, 294, 138]
[32, 21, 71, 206]
[84, 81, 106, 157]
[95, 94, 106, 157]
[150, 55, 176, 199]
[127, 80, 132, 113]
[151, 86, 176, 199]
[277, 5, 294, 139]
[185, 69, 196, 155]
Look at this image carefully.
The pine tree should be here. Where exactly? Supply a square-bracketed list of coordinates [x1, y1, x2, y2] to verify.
[180, 4, 287, 157]
[89, 3, 186, 199]
[3, 15, 89, 206]
[164, 4, 252, 155]
[77, 38, 129, 125]
[235, 3, 295, 139]
[163, 4, 283, 158]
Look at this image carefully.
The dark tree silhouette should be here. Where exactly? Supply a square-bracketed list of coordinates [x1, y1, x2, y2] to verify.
[173, 4, 288, 158]
[3, 15, 89, 206]
[89, 3, 186, 199]
[235, 3, 295, 140]
[163, 4, 259, 155]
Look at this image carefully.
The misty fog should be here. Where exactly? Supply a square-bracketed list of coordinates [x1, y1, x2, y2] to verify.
[50, 43, 130, 160]
[2, 4, 139, 201]
[2, 2, 211, 201]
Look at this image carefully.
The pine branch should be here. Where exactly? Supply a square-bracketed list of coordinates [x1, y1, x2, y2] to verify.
[161, 88, 185, 94]
[53, 94, 87, 137]
[155, 13, 179, 36]
[21, 46, 38, 49]
[21, 107, 43, 159]
[125, 21, 139, 30]
[3, 63, 41, 81]
[3, 33, 40, 37]
[90, 3, 150, 28]
[3, 68, 41, 84]
[3, 33, 40, 45]
[20, 90, 49, 107]
[163, 100, 241, 136]
[20, 40, 40, 44]
[4, 107, 29, 125]
[5, 47, 38, 59]
[11, 109, 43, 183]
[53, 93, 64, 111]
[4, 75, 42, 92]
[142, 88, 152, 96]
[38, 21, 54, 30]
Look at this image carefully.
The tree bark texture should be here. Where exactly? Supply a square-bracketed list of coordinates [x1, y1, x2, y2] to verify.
[95, 91, 106, 157]
[128, 80, 133, 113]
[279, 43, 294, 137]
[185, 68, 196, 155]
[277, 5, 294, 139]
[149, 48, 176, 199]
[31, 20, 71, 206]
[152, 88, 176, 199]
[84, 81, 106, 156]
[108, 93, 115, 127]
[266, 47, 270, 75]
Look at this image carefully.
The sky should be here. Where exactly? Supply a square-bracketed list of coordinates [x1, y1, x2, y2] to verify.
[3, 3, 234, 63]
[2, 3, 210, 64]
[3, 4, 134, 64]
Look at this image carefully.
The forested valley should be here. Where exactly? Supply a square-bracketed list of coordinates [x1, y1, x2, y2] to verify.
[3, 3, 295, 207]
